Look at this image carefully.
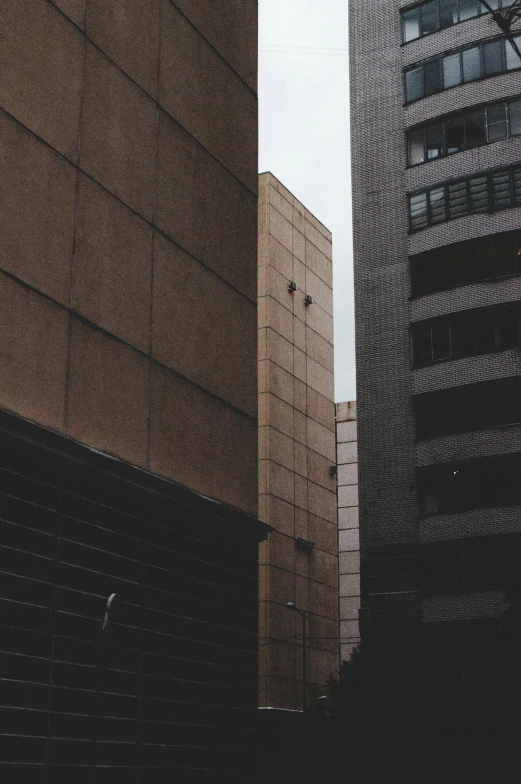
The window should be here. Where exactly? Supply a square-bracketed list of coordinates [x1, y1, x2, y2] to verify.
[408, 129, 425, 165]
[510, 99, 521, 135]
[443, 53, 462, 88]
[407, 97, 521, 166]
[414, 376, 521, 440]
[405, 67, 424, 103]
[418, 455, 521, 517]
[408, 162, 521, 232]
[411, 304, 521, 368]
[410, 229, 521, 298]
[462, 46, 481, 82]
[403, 6, 421, 43]
[404, 35, 521, 104]
[483, 39, 503, 75]
[465, 110, 486, 147]
[401, 0, 507, 43]
[486, 103, 507, 141]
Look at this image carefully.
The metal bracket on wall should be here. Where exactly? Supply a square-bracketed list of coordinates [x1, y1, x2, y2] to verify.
[102, 593, 119, 631]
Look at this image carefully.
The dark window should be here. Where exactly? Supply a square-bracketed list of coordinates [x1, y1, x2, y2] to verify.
[421, 0, 439, 34]
[429, 186, 446, 223]
[462, 46, 481, 82]
[409, 192, 428, 230]
[403, 7, 421, 42]
[431, 320, 451, 360]
[459, 0, 480, 20]
[408, 129, 425, 165]
[486, 103, 507, 141]
[506, 34, 521, 70]
[468, 174, 488, 211]
[439, 0, 459, 28]
[426, 123, 444, 159]
[443, 52, 462, 87]
[446, 115, 465, 153]
[404, 36, 521, 104]
[411, 304, 521, 368]
[483, 39, 503, 75]
[418, 455, 521, 517]
[406, 97, 521, 166]
[405, 67, 424, 102]
[491, 170, 512, 209]
[410, 230, 521, 298]
[465, 110, 486, 148]
[448, 180, 468, 218]
[414, 377, 521, 441]
[424, 59, 442, 95]
[401, 0, 506, 44]
[510, 99, 521, 135]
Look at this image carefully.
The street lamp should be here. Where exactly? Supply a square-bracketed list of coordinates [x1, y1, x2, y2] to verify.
[286, 602, 309, 712]
[479, 0, 521, 60]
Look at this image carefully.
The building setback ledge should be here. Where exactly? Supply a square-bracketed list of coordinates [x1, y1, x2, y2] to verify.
[0, 407, 271, 542]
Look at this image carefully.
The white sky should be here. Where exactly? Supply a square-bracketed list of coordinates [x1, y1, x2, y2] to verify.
[258, 0, 355, 403]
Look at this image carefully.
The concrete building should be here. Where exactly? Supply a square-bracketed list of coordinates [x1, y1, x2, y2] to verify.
[0, 2, 266, 781]
[257, 173, 339, 712]
[336, 401, 360, 663]
[350, 0, 521, 765]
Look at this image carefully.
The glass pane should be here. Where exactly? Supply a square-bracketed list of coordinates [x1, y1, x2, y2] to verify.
[410, 193, 428, 230]
[469, 176, 488, 211]
[426, 124, 444, 159]
[459, 0, 480, 20]
[412, 322, 433, 366]
[403, 8, 421, 42]
[429, 187, 446, 224]
[462, 47, 482, 82]
[421, 1, 439, 34]
[465, 110, 486, 147]
[451, 316, 475, 357]
[440, 0, 459, 27]
[443, 53, 462, 88]
[473, 310, 496, 354]
[483, 40, 503, 76]
[446, 116, 465, 153]
[405, 67, 424, 102]
[513, 167, 521, 204]
[448, 181, 469, 218]
[431, 320, 452, 360]
[424, 60, 442, 96]
[506, 35, 521, 71]
[491, 171, 512, 209]
[497, 308, 519, 350]
[408, 130, 425, 165]
[486, 104, 507, 141]
[486, 0, 500, 9]
[509, 99, 521, 136]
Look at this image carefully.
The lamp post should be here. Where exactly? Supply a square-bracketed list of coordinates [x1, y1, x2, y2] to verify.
[286, 602, 308, 712]
[478, 0, 521, 60]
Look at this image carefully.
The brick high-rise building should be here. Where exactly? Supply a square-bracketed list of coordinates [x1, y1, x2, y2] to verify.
[350, 0, 521, 772]
[0, 2, 265, 781]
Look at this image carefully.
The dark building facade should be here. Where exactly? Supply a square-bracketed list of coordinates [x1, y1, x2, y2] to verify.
[0, 1, 265, 781]
[350, 0, 521, 776]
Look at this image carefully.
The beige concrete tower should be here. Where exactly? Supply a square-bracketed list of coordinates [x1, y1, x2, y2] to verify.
[258, 172, 338, 711]
[336, 401, 361, 663]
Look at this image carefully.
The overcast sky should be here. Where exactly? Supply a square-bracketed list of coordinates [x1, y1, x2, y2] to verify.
[258, 0, 355, 403]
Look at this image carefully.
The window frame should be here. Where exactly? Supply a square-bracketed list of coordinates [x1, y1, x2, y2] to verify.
[404, 34, 521, 105]
[408, 161, 521, 232]
[401, 0, 506, 44]
[406, 96, 521, 167]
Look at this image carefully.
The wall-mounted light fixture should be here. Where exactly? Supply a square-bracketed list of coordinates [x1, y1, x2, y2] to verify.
[304, 294, 313, 305]
[329, 465, 337, 477]
[288, 281, 297, 292]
